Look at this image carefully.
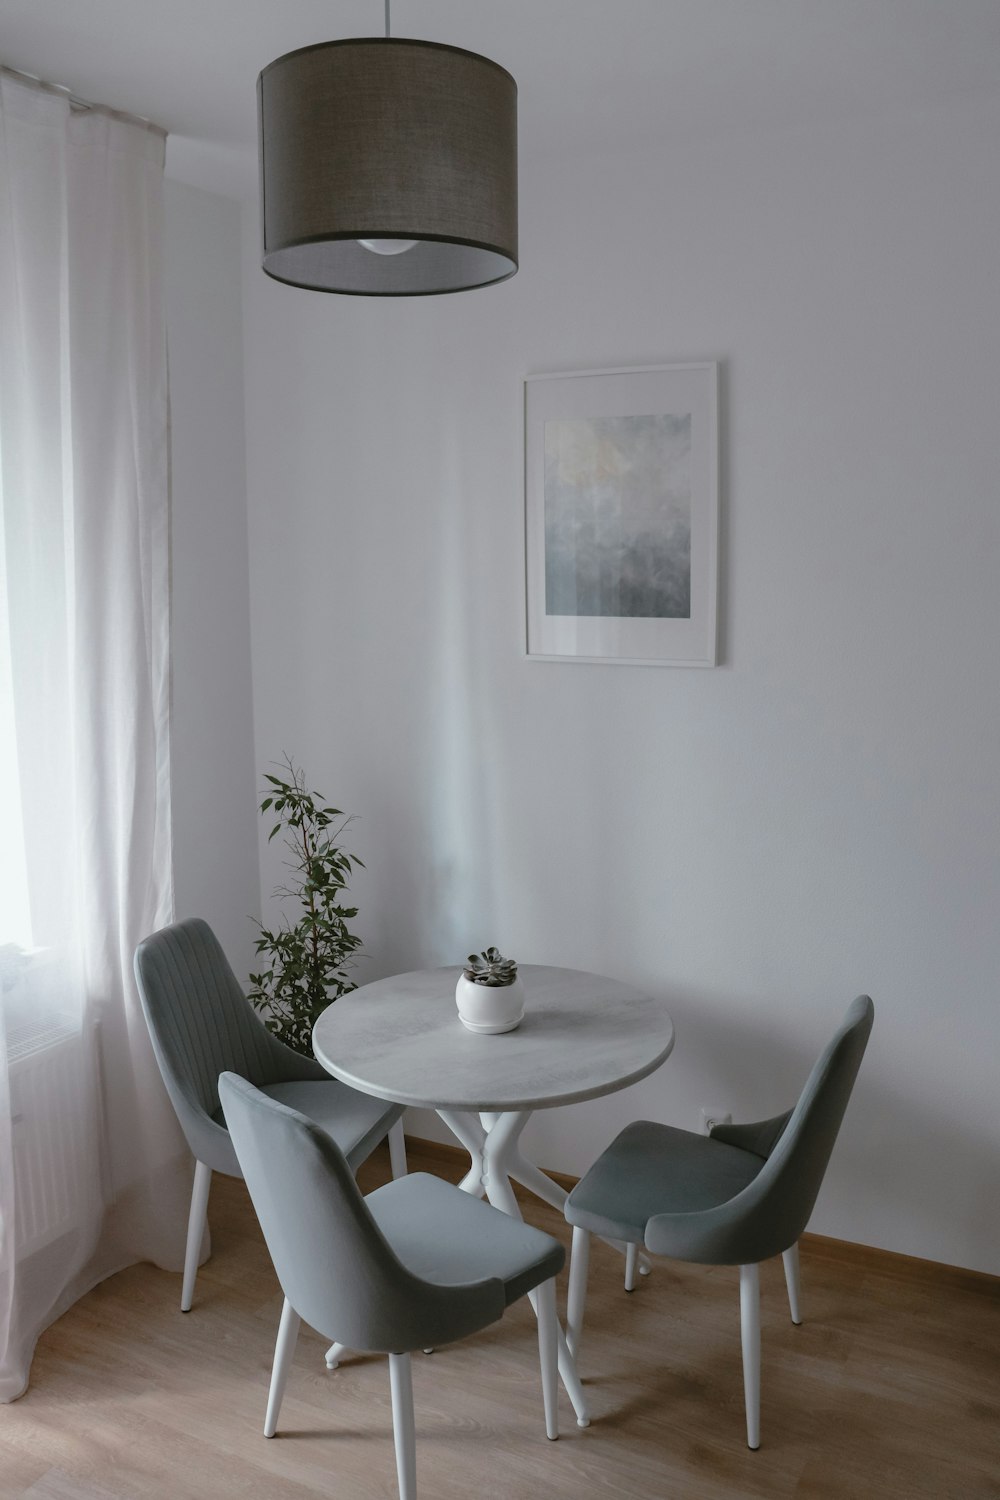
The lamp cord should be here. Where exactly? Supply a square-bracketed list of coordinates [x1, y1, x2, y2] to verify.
[385, 0, 390, 38]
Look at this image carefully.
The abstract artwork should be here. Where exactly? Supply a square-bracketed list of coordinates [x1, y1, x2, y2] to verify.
[544, 413, 692, 619]
[525, 364, 718, 665]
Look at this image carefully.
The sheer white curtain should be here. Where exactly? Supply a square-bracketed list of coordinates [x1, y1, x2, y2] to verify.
[0, 68, 188, 1401]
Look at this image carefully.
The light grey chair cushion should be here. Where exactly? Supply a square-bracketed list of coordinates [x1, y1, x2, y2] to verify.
[365, 1172, 565, 1308]
[566, 995, 874, 1267]
[219, 1073, 566, 1354]
[134, 917, 404, 1176]
[566, 1121, 765, 1245]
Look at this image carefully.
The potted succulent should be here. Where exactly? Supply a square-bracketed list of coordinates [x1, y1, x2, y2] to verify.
[455, 946, 525, 1034]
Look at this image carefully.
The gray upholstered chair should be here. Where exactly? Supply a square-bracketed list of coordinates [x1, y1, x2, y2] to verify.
[219, 1073, 565, 1500]
[564, 995, 874, 1449]
[134, 917, 407, 1312]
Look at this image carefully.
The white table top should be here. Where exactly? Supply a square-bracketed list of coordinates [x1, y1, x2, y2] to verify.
[312, 964, 675, 1113]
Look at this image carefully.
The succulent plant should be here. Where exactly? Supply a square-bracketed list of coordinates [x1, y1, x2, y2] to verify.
[463, 946, 518, 987]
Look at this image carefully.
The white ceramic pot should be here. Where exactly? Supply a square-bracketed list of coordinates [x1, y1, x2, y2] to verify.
[455, 973, 525, 1034]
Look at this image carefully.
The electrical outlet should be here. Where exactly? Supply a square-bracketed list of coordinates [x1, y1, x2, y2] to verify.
[701, 1107, 732, 1136]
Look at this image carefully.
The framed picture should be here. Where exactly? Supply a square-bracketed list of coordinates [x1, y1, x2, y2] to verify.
[524, 363, 719, 666]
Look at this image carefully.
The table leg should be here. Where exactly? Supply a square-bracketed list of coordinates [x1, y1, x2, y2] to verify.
[451, 1110, 590, 1428]
[436, 1111, 488, 1196]
[475, 1109, 531, 1210]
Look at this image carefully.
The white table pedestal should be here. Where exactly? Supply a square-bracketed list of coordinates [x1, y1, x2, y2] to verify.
[438, 1109, 591, 1425]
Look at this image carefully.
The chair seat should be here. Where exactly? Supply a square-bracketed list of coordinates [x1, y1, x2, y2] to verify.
[366, 1173, 565, 1308]
[565, 1120, 763, 1245]
[215, 1080, 403, 1173]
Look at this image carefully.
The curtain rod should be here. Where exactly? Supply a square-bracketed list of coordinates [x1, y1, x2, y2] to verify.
[0, 62, 166, 136]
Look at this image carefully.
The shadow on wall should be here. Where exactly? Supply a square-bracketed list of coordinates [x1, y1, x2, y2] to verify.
[354, 401, 500, 981]
[665, 990, 997, 1271]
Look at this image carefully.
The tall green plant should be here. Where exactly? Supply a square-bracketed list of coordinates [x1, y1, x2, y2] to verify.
[248, 758, 363, 1056]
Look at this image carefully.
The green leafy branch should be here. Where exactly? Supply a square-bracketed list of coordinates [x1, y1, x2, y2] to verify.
[248, 756, 364, 1056]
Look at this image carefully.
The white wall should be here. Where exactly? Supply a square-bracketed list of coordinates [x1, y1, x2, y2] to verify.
[165, 179, 260, 980]
[240, 95, 1000, 1274]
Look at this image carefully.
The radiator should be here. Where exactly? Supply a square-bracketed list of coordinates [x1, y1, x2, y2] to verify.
[7, 1018, 93, 1259]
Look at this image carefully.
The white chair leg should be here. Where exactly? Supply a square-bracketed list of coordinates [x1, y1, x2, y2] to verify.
[535, 1277, 559, 1440]
[782, 1242, 802, 1325]
[388, 1353, 417, 1500]
[388, 1118, 408, 1179]
[566, 1225, 590, 1362]
[556, 1323, 591, 1428]
[740, 1263, 761, 1450]
[624, 1241, 639, 1292]
[264, 1297, 301, 1438]
[325, 1340, 347, 1369]
[181, 1160, 212, 1312]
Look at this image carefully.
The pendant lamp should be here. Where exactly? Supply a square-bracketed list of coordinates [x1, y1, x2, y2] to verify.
[257, 2, 518, 296]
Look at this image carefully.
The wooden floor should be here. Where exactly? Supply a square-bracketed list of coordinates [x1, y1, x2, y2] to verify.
[2, 1140, 998, 1500]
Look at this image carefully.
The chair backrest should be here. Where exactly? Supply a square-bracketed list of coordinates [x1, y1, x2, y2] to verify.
[134, 917, 294, 1149]
[647, 995, 874, 1265]
[219, 1072, 503, 1352]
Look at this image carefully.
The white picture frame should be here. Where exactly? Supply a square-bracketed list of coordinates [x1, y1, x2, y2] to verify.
[524, 362, 719, 667]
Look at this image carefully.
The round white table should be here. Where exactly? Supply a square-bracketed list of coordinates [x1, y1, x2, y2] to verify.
[313, 963, 675, 1427]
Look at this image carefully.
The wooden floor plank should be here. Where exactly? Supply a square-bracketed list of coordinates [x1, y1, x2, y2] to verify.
[2, 1140, 997, 1499]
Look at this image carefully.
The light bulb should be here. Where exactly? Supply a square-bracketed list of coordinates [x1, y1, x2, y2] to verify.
[358, 238, 418, 256]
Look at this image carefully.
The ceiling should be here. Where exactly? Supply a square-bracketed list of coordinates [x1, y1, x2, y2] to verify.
[1, 1, 999, 196]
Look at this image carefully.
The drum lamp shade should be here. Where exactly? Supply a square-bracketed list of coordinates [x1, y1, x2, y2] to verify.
[258, 38, 518, 296]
